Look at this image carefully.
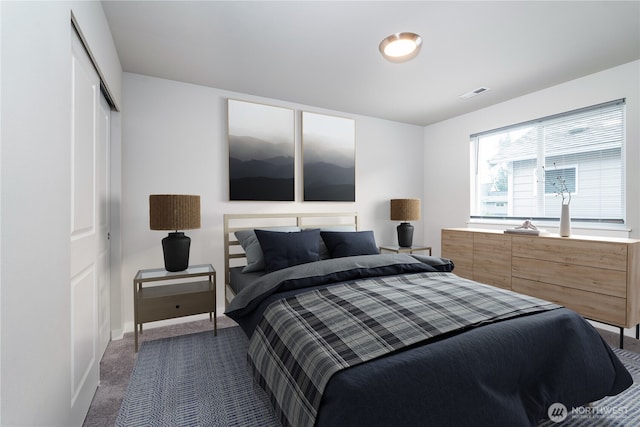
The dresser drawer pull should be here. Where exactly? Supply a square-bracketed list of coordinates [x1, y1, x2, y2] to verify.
[175, 305, 180, 309]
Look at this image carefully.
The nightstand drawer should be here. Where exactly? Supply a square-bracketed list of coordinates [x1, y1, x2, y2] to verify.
[133, 264, 217, 352]
[138, 289, 214, 323]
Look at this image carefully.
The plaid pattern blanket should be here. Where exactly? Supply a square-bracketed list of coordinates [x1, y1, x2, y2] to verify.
[248, 272, 559, 427]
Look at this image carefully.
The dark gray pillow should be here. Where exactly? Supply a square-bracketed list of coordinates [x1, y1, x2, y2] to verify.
[234, 227, 300, 272]
[320, 230, 379, 258]
[411, 255, 455, 272]
[255, 229, 321, 273]
[305, 226, 357, 259]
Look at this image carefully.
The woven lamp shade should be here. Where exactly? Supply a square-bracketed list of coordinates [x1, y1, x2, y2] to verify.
[149, 195, 201, 231]
[390, 199, 421, 221]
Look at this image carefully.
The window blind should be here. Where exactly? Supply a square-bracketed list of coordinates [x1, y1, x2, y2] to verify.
[470, 99, 625, 223]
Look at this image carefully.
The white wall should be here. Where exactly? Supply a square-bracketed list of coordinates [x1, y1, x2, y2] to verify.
[0, 1, 121, 424]
[424, 61, 640, 256]
[120, 73, 425, 331]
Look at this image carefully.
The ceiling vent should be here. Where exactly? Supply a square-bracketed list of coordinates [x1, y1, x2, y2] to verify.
[459, 87, 490, 99]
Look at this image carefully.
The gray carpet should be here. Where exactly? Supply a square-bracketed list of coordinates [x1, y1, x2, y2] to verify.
[112, 325, 640, 427]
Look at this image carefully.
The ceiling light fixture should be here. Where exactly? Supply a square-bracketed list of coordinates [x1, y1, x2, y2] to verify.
[379, 32, 423, 63]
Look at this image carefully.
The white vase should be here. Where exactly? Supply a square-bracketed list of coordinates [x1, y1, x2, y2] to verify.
[560, 204, 571, 237]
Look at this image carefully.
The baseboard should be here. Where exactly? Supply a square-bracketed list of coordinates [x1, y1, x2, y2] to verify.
[111, 327, 125, 341]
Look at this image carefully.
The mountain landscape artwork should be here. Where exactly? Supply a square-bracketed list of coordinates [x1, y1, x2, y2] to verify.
[228, 99, 295, 201]
[303, 112, 355, 201]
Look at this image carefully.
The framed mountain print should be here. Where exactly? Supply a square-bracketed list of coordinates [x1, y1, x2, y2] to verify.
[228, 99, 295, 201]
[302, 112, 355, 201]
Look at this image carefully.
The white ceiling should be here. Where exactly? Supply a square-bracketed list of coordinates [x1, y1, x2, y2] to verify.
[101, 1, 640, 126]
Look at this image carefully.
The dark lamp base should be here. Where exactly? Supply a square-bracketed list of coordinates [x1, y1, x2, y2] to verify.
[397, 222, 414, 248]
[162, 232, 191, 272]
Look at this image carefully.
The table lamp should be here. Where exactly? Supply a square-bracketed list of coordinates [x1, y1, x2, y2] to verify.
[390, 198, 420, 247]
[149, 194, 201, 272]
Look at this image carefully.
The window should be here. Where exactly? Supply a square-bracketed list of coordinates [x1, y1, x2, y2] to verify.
[471, 99, 625, 223]
[543, 166, 576, 195]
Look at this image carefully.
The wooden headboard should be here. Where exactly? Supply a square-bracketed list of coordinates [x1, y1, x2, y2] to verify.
[223, 212, 359, 305]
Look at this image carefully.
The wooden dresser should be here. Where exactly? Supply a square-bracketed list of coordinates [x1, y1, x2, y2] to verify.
[442, 228, 640, 341]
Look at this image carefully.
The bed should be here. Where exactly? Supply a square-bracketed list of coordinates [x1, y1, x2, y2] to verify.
[223, 213, 632, 427]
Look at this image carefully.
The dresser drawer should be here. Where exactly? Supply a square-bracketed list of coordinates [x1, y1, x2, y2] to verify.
[474, 233, 511, 290]
[512, 277, 626, 326]
[512, 256, 626, 298]
[512, 235, 628, 271]
[441, 229, 473, 279]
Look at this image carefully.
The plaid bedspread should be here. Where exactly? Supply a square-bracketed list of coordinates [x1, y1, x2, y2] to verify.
[248, 272, 559, 427]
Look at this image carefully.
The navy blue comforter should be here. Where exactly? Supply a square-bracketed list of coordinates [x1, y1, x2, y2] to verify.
[226, 254, 632, 427]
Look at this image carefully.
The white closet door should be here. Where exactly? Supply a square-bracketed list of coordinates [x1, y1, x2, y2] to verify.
[97, 93, 111, 359]
[70, 28, 107, 424]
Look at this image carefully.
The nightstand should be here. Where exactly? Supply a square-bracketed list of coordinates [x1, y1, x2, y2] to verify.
[379, 245, 432, 255]
[133, 264, 216, 352]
